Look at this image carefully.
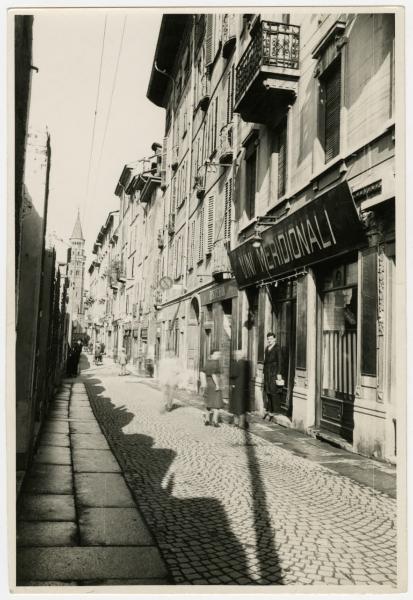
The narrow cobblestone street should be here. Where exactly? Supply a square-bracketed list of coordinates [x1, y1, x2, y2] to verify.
[77, 357, 398, 588]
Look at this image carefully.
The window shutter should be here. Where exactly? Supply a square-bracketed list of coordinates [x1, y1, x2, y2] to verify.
[206, 195, 215, 255]
[161, 137, 167, 188]
[324, 62, 341, 162]
[224, 178, 232, 241]
[214, 97, 219, 151]
[205, 14, 214, 66]
[198, 206, 205, 261]
[188, 220, 195, 269]
[227, 65, 235, 124]
[277, 119, 288, 198]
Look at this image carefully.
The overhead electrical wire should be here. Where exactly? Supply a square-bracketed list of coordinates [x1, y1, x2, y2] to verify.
[82, 14, 108, 223]
[90, 15, 127, 204]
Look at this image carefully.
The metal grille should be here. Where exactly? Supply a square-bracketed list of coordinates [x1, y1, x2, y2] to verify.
[235, 20, 300, 106]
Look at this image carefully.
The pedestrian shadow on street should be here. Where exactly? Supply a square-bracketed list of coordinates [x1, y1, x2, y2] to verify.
[81, 372, 283, 585]
[242, 426, 283, 584]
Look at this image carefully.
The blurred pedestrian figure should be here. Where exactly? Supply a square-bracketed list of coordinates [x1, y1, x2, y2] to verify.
[200, 350, 223, 427]
[159, 351, 181, 412]
[100, 341, 105, 357]
[118, 347, 127, 376]
[229, 350, 250, 429]
[263, 332, 280, 419]
[72, 340, 82, 375]
[66, 345, 76, 377]
[94, 343, 101, 366]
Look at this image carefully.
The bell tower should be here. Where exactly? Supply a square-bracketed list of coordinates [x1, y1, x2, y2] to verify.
[67, 210, 86, 328]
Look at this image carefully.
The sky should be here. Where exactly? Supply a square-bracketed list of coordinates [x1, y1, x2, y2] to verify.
[28, 8, 164, 264]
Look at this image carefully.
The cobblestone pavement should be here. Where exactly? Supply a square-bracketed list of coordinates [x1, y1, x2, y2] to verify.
[83, 363, 397, 588]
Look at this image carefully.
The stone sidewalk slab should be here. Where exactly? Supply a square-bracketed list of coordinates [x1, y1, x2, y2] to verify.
[69, 421, 102, 434]
[74, 473, 136, 507]
[72, 449, 120, 473]
[43, 421, 69, 434]
[40, 433, 70, 448]
[18, 494, 76, 521]
[17, 547, 168, 581]
[71, 433, 110, 450]
[22, 465, 73, 495]
[69, 409, 95, 419]
[17, 521, 77, 547]
[78, 507, 154, 546]
[33, 446, 71, 466]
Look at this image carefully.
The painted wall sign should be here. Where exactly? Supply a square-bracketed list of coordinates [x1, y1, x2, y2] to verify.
[229, 182, 365, 288]
[200, 280, 238, 306]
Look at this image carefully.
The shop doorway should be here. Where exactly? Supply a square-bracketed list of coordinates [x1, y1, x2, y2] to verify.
[318, 260, 358, 443]
[269, 281, 296, 417]
[246, 288, 259, 410]
[221, 299, 232, 401]
[188, 298, 201, 384]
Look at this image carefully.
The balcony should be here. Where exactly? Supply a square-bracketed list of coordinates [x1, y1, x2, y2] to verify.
[222, 14, 236, 59]
[212, 239, 232, 281]
[218, 123, 234, 165]
[157, 229, 165, 249]
[196, 72, 211, 112]
[167, 213, 175, 236]
[234, 20, 300, 124]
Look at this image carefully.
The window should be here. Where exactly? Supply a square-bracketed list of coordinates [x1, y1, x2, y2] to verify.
[275, 118, 288, 198]
[188, 220, 195, 270]
[206, 195, 215, 256]
[226, 65, 235, 124]
[224, 178, 232, 241]
[321, 60, 341, 162]
[245, 146, 257, 219]
[198, 206, 205, 262]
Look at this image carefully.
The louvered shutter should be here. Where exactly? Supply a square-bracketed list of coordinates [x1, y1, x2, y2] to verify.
[161, 136, 167, 188]
[227, 65, 235, 124]
[277, 119, 288, 198]
[224, 178, 232, 241]
[206, 195, 215, 255]
[205, 14, 214, 66]
[198, 207, 205, 261]
[214, 97, 219, 151]
[324, 62, 341, 162]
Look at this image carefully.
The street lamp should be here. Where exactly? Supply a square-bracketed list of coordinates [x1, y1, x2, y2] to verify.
[250, 216, 279, 248]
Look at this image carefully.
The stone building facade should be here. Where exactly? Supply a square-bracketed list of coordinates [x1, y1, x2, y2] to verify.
[144, 12, 399, 462]
[89, 12, 399, 462]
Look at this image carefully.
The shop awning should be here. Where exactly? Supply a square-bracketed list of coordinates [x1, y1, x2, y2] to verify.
[229, 182, 366, 289]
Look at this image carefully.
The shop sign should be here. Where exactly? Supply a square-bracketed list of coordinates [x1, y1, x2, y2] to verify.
[229, 182, 365, 288]
[200, 280, 238, 306]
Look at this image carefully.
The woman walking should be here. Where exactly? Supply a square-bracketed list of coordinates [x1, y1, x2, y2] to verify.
[229, 350, 250, 429]
[200, 350, 223, 427]
[118, 347, 127, 376]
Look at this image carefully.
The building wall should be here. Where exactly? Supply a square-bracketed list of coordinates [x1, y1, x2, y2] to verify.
[16, 130, 51, 470]
[145, 11, 398, 461]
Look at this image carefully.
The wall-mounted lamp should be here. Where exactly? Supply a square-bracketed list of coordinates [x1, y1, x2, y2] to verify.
[250, 216, 278, 248]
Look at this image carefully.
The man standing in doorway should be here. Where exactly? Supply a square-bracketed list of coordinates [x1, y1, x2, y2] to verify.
[263, 332, 280, 419]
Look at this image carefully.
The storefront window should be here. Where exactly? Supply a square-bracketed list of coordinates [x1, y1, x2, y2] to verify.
[321, 261, 358, 401]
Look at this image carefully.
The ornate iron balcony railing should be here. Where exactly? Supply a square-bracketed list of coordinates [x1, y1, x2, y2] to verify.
[235, 20, 300, 107]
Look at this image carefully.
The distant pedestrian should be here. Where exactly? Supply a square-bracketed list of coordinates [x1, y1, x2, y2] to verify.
[200, 350, 223, 427]
[159, 351, 181, 412]
[94, 343, 102, 365]
[263, 332, 280, 419]
[66, 345, 76, 377]
[118, 347, 127, 376]
[229, 351, 250, 429]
